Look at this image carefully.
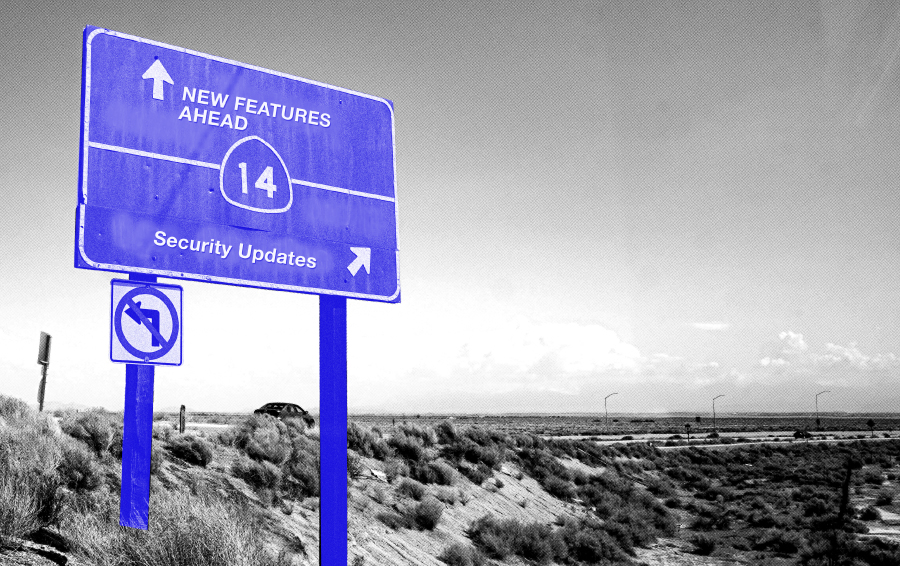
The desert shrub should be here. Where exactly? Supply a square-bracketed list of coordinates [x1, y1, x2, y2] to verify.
[862, 468, 884, 486]
[749, 509, 777, 528]
[860, 506, 880, 521]
[410, 497, 444, 530]
[388, 433, 427, 462]
[691, 504, 733, 531]
[0, 428, 65, 541]
[233, 415, 291, 465]
[411, 460, 456, 485]
[468, 515, 564, 564]
[433, 487, 458, 505]
[377, 511, 412, 530]
[430, 461, 457, 485]
[558, 517, 630, 563]
[232, 455, 282, 491]
[371, 485, 388, 505]
[398, 423, 438, 447]
[460, 462, 493, 485]
[58, 437, 103, 492]
[151, 422, 174, 443]
[435, 421, 458, 444]
[348, 450, 364, 481]
[348, 423, 392, 460]
[384, 458, 409, 482]
[646, 478, 676, 498]
[59, 409, 116, 456]
[166, 434, 213, 467]
[876, 490, 894, 506]
[803, 497, 831, 517]
[753, 528, 805, 554]
[0, 400, 67, 541]
[110, 427, 126, 459]
[664, 497, 682, 509]
[397, 478, 426, 501]
[691, 533, 717, 555]
[150, 441, 163, 475]
[63, 489, 286, 566]
[544, 475, 575, 500]
[284, 434, 319, 499]
[439, 542, 489, 566]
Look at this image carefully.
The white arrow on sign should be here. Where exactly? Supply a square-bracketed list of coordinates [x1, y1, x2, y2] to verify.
[347, 247, 371, 276]
[142, 59, 173, 101]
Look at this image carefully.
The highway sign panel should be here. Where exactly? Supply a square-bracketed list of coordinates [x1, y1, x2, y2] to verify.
[77, 27, 399, 302]
[110, 279, 183, 365]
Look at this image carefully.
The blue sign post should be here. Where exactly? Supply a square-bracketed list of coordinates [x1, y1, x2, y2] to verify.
[77, 26, 400, 558]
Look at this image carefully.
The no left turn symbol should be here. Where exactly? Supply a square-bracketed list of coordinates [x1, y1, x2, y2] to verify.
[110, 280, 183, 366]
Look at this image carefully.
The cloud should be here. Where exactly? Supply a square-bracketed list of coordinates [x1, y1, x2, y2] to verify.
[757, 330, 809, 367]
[454, 316, 642, 390]
[754, 331, 900, 387]
[690, 322, 731, 331]
[813, 343, 899, 370]
[778, 331, 808, 354]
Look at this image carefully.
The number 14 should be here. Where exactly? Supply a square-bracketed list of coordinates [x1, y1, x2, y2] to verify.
[238, 163, 277, 199]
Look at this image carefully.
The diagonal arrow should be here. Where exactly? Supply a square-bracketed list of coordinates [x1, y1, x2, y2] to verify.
[124, 297, 167, 348]
[347, 247, 371, 276]
[142, 59, 174, 101]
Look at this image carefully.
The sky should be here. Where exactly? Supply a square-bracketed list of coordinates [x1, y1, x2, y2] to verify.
[1, 1, 900, 414]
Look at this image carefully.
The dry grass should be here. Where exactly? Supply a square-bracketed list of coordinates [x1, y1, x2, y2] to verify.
[0, 398, 65, 543]
[63, 489, 290, 566]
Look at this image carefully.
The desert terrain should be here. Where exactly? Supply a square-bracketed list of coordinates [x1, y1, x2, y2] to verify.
[4, 400, 900, 565]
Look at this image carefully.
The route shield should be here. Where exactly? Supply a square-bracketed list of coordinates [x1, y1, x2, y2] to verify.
[110, 279, 183, 365]
[77, 27, 399, 303]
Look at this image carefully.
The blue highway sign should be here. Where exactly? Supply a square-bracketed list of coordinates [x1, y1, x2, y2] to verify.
[77, 27, 400, 302]
[111, 279, 183, 365]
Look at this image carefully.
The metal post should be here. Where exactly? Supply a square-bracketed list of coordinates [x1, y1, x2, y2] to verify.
[179, 404, 186, 434]
[815, 390, 829, 431]
[604, 393, 618, 435]
[120, 273, 156, 530]
[320, 295, 347, 566]
[120, 363, 154, 529]
[37, 364, 48, 412]
[712, 395, 724, 433]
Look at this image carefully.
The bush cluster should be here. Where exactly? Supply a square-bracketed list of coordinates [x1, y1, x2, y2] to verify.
[223, 414, 320, 502]
[376, 497, 444, 531]
[59, 409, 118, 457]
[439, 542, 490, 566]
[166, 433, 213, 467]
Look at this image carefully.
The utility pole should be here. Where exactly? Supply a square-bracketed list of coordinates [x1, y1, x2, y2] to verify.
[36, 332, 51, 411]
[815, 390, 830, 431]
[604, 392, 618, 435]
[712, 395, 724, 433]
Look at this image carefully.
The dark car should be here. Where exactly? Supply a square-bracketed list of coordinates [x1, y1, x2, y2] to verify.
[253, 403, 315, 427]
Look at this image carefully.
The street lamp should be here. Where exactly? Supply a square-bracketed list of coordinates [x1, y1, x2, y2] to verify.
[604, 393, 618, 434]
[712, 395, 725, 433]
[815, 390, 830, 431]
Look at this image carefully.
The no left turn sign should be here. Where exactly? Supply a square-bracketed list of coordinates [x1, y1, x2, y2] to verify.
[110, 279, 183, 365]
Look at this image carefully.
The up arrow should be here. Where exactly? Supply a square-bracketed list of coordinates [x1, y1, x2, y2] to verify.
[142, 59, 173, 101]
[347, 247, 371, 276]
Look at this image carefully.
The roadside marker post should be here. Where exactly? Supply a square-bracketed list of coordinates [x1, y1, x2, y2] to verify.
[36, 332, 51, 412]
[76, 26, 399, 560]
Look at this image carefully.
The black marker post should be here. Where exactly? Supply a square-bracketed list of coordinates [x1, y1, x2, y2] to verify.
[36, 332, 51, 411]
